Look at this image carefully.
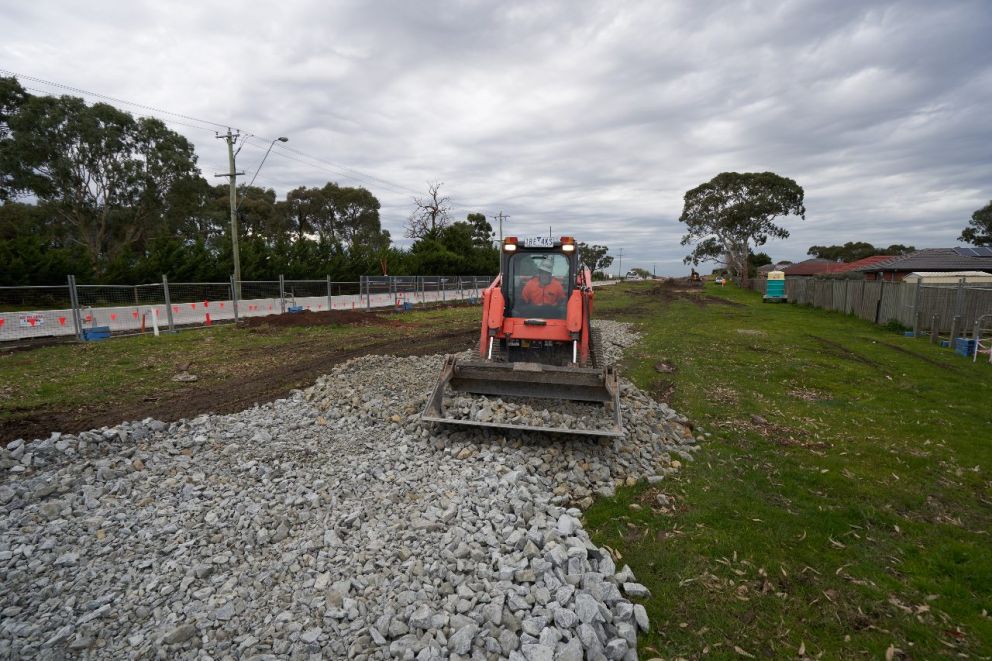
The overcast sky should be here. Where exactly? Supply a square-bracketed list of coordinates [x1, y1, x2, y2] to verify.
[3, 0, 991, 274]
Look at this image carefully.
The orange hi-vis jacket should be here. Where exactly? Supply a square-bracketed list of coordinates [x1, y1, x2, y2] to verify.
[521, 276, 566, 306]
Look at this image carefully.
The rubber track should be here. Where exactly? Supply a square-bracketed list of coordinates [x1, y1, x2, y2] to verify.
[589, 327, 604, 369]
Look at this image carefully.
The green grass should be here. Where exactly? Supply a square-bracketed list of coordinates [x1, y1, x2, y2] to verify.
[587, 282, 992, 659]
[4, 284, 990, 655]
[0, 305, 478, 428]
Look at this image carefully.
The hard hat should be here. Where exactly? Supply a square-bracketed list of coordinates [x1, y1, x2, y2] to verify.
[538, 260, 553, 273]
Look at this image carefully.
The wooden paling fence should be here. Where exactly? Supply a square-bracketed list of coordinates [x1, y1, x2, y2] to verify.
[750, 277, 992, 338]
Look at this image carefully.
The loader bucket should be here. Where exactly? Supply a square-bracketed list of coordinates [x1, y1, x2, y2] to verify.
[421, 356, 623, 437]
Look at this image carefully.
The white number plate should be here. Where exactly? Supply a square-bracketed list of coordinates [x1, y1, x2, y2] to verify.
[524, 236, 554, 248]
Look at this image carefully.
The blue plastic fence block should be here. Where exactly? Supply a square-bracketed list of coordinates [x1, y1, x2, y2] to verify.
[82, 326, 111, 341]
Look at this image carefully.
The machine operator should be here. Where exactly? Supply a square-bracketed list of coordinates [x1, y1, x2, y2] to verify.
[521, 262, 566, 306]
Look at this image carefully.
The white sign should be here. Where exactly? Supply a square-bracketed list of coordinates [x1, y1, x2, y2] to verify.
[19, 314, 44, 328]
[524, 236, 554, 248]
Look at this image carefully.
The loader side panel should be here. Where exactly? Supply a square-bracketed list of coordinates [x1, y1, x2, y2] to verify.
[580, 291, 592, 364]
[566, 291, 583, 333]
[480, 275, 503, 358]
[487, 289, 505, 330]
[479, 288, 492, 358]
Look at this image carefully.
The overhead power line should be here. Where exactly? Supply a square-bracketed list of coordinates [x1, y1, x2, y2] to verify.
[276, 143, 422, 197]
[2, 68, 232, 131]
[6, 69, 427, 197]
[4, 69, 511, 214]
[248, 142, 417, 197]
[18, 85, 220, 136]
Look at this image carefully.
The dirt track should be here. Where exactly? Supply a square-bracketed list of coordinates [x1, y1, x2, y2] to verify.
[5, 324, 477, 443]
[242, 308, 412, 329]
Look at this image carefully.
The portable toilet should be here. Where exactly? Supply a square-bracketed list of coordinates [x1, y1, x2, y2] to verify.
[763, 270, 787, 303]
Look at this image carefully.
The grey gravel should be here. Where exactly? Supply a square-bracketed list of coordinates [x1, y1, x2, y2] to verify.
[633, 603, 650, 632]
[0, 320, 695, 658]
[162, 624, 197, 645]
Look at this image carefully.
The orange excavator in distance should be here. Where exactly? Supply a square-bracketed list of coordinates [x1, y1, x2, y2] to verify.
[422, 235, 622, 437]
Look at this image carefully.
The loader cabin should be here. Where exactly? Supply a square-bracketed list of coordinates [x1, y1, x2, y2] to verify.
[486, 235, 593, 366]
[501, 236, 577, 321]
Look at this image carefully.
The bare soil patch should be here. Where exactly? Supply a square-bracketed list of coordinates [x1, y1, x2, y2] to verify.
[648, 378, 676, 404]
[3, 326, 477, 443]
[644, 281, 745, 308]
[243, 309, 408, 329]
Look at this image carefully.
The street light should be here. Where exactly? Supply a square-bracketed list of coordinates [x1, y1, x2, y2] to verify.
[228, 136, 288, 296]
[241, 136, 289, 199]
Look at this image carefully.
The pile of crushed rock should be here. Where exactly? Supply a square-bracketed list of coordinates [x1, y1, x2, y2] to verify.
[0, 320, 698, 659]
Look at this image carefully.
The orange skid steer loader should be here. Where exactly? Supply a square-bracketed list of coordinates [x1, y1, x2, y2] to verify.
[422, 235, 623, 437]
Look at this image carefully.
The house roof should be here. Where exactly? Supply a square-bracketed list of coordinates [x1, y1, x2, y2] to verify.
[781, 258, 836, 276]
[820, 255, 893, 273]
[856, 248, 992, 273]
[903, 271, 992, 283]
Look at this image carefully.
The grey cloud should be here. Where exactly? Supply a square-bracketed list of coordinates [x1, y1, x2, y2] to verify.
[2, 0, 990, 273]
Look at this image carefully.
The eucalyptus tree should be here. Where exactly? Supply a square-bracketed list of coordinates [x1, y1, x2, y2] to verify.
[679, 172, 805, 284]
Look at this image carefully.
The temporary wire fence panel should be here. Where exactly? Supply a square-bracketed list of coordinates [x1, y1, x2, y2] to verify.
[239, 281, 282, 316]
[360, 276, 492, 309]
[964, 287, 992, 331]
[1, 275, 495, 343]
[282, 280, 331, 312]
[0, 285, 75, 342]
[919, 287, 957, 332]
[162, 283, 236, 330]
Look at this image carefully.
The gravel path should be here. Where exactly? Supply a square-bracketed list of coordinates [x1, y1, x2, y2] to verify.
[0, 320, 698, 660]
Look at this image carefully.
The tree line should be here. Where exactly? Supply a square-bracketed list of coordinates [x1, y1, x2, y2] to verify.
[806, 242, 915, 262]
[0, 77, 499, 286]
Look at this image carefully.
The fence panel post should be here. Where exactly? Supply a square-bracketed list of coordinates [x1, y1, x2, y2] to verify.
[364, 276, 371, 311]
[230, 275, 240, 324]
[279, 275, 286, 314]
[911, 280, 921, 336]
[875, 279, 885, 323]
[953, 278, 965, 330]
[326, 275, 332, 310]
[67, 274, 82, 340]
[458, 276, 463, 300]
[162, 275, 175, 333]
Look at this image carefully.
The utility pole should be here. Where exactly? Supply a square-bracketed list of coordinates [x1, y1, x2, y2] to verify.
[492, 211, 510, 244]
[617, 248, 623, 279]
[216, 128, 245, 295]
